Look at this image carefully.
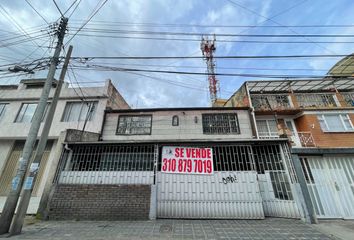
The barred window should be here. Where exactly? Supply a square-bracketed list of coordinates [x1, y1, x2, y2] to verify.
[202, 113, 240, 134]
[116, 115, 152, 135]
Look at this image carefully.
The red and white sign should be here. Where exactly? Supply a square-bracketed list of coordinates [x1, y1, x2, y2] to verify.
[161, 146, 214, 175]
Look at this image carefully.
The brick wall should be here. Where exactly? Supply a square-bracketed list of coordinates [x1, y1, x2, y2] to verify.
[295, 114, 354, 147]
[48, 184, 151, 220]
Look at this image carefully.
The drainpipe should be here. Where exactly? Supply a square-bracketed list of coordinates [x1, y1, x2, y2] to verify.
[245, 83, 259, 139]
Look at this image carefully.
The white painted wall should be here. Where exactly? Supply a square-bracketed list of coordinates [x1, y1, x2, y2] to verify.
[0, 79, 128, 139]
[102, 109, 253, 141]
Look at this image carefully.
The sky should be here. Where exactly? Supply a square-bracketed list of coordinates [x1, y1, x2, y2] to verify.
[0, 0, 353, 108]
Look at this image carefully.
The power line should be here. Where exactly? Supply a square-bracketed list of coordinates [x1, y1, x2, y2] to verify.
[68, 28, 354, 38]
[70, 63, 353, 79]
[226, 0, 337, 55]
[70, 54, 349, 60]
[68, 20, 354, 29]
[53, 0, 64, 17]
[73, 33, 354, 44]
[65, 0, 108, 45]
[25, 0, 50, 24]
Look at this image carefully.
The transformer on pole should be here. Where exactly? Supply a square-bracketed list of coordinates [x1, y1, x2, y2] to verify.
[201, 35, 219, 105]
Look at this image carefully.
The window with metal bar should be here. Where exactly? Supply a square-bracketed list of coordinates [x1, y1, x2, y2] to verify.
[65, 144, 155, 172]
[116, 115, 152, 135]
[202, 113, 240, 134]
[61, 101, 97, 122]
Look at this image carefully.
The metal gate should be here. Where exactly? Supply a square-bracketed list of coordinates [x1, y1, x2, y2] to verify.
[254, 144, 300, 218]
[301, 156, 354, 219]
[157, 144, 300, 219]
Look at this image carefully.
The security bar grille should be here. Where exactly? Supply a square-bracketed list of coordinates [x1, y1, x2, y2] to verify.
[202, 113, 240, 134]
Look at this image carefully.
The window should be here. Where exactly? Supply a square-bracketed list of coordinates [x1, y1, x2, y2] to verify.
[202, 113, 240, 134]
[318, 114, 354, 132]
[0, 103, 7, 121]
[15, 103, 50, 123]
[172, 115, 179, 126]
[61, 101, 97, 122]
[256, 119, 278, 138]
[116, 115, 152, 135]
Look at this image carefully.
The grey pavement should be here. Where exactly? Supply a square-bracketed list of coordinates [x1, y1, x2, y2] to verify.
[0, 218, 337, 240]
[312, 220, 354, 240]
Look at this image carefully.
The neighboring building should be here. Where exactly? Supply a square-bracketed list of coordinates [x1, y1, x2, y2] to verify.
[224, 77, 354, 219]
[0, 78, 129, 213]
[46, 107, 304, 221]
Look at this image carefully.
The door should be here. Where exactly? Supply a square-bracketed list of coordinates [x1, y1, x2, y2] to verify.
[285, 119, 301, 146]
[301, 156, 354, 219]
[156, 145, 264, 219]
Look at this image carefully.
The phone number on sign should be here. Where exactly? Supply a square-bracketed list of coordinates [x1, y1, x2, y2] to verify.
[162, 158, 213, 174]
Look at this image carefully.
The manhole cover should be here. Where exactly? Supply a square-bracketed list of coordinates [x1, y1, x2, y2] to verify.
[159, 224, 173, 233]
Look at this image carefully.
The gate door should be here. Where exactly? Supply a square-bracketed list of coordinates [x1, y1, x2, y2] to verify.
[254, 145, 300, 218]
[301, 156, 354, 219]
[157, 145, 264, 219]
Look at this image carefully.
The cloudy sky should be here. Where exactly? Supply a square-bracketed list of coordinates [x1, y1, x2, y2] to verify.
[0, 0, 353, 108]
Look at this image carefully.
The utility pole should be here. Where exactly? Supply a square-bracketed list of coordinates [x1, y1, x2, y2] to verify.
[9, 45, 73, 235]
[0, 17, 68, 235]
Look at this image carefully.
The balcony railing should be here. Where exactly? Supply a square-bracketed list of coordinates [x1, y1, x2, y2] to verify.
[258, 131, 280, 139]
[341, 92, 354, 107]
[251, 95, 291, 111]
[295, 94, 337, 108]
[298, 132, 316, 147]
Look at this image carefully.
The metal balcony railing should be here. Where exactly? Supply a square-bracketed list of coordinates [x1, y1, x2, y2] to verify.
[298, 132, 316, 147]
[295, 94, 337, 108]
[341, 92, 354, 107]
[251, 95, 291, 111]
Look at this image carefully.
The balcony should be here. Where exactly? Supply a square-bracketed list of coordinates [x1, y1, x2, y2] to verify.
[295, 93, 338, 108]
[341, 92, 354, 107]
[251, 95, 291, 111]
[298, 132, 316, 147]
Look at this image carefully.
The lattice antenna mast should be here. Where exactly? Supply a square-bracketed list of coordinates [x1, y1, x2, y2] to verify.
[201, 35, 219, 105]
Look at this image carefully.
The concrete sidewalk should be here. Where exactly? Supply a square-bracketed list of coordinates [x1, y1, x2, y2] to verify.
[0, 218, 336, 240]
[312, 220, 354, 240]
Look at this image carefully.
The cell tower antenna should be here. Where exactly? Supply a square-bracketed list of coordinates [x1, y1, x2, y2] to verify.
[201, 34, 219, 105]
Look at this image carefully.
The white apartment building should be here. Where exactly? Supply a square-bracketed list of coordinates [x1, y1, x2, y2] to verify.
[0, 78, 129, 213]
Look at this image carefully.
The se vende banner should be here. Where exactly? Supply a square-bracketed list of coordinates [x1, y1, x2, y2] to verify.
[161, 146, 214, 175]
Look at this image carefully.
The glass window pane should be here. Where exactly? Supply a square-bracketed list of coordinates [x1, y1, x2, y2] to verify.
[0, 103, 7, 121]
[325, 115, 344, 131]
[16, 103, 37, 123]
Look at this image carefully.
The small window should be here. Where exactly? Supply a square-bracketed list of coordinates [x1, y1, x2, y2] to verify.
[256, 119, 278, 138]
[15, 103, 50, 123]
[116, 115, 152, 135]
[172, 115, 179, 126]
[0, 103, 7, 122]
[61, 101, 97, 122]
[202, 113, 240, 134]
[317, 114, 354, 132]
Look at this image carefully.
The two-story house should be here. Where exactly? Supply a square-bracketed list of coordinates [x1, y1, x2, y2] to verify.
[224, 77, 354, 219]
[0, 78, 129, 214]
[44, 107, 306, 221]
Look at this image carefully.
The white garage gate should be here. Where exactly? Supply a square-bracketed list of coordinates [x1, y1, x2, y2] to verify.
[156, 144, 300, 219]
[301, 155, 354, 219]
